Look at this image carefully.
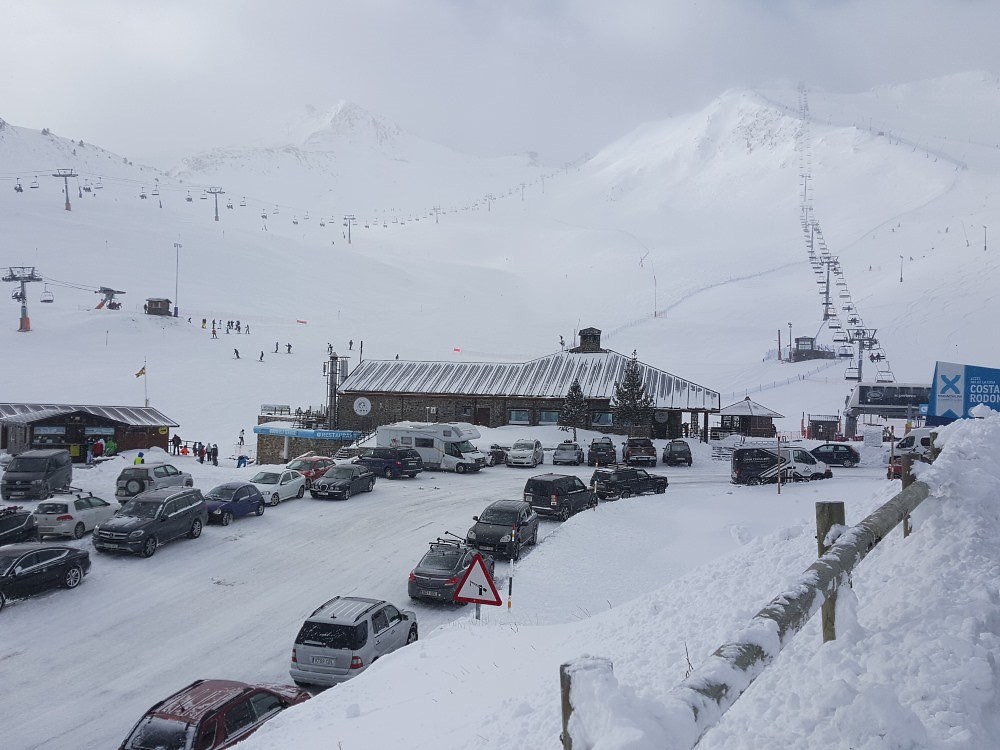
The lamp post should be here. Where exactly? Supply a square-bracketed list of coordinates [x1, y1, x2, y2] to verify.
[899, 254, 904, 283]
[173, 242, 182, 317]
[788, 322, 793, 363]
[985, 225, 988, 253]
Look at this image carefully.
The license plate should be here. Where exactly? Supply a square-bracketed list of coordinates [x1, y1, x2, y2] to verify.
[311, 656, 335, 666]
[420, 590, 442, 598]
[480, 545, 493, 551]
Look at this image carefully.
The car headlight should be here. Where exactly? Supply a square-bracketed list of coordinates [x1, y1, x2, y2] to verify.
[212, 509, 222, 515]
[501, 534, 511, 543]
[129, 530, 145, 539]
[32, 479, 44, 485]
[467, 530, 476, 540]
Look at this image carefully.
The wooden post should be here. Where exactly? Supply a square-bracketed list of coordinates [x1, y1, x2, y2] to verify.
[815, 501, 845, 642]
[901, 455, 914, 536]
[559, 663, 574, 750]
[560, 658, 614, 750]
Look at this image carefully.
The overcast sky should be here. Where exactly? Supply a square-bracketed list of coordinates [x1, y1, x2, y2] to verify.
[2, 1, 998, 168]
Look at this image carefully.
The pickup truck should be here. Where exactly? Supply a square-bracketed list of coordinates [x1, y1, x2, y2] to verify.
[589, 466, 668, 499]
[622, 437, 657, 466]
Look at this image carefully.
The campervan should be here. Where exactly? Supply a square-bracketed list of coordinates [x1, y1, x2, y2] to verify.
[376, 422, 487, 473]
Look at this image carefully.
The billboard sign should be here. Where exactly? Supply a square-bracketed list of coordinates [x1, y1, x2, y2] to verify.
[928, 361, 1000, 424]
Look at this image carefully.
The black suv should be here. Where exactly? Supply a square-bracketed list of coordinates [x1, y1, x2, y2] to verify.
[1, 449, 73, 501]
[587, 438, 617, 466]
[661, 440, 693, 466]
[467, 500, 539, 560]
[589, 465, 668, 499]
[408, 538, 495, 603]
[0, 506, 40, 546]
[355, 447, 423, 479]
[93, 487, 208, 558]
[810, 443, 860, 467]
[523, 474, 595, 520]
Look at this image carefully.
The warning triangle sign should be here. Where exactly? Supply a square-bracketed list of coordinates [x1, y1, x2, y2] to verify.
[453, 553, 502, 605]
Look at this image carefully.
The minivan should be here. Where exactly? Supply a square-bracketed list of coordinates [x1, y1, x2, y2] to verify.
[1, 449, 73, 501]
[731, 446, 831, 485]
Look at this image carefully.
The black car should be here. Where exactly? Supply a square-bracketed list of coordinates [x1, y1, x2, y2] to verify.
[93, 488, 208, 558]
[810, 443, 861, 467]
[310, 465, 376, 499]
[523, 474, 595, 520]
[589, 466, 668, 499]
[1, 449, 73, 501]
[467, 500, 539, 560]
[355, 447, 423, 479]
[0, 506, 40, 546]
[661, 440, 693, 466]
[0, 543, 91, 612]
[408, 539, 495, 603]
[587, 438, 617, 466]
[484, 445, 508, 467]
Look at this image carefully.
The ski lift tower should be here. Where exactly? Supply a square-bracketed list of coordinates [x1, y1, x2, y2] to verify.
[53, 169, 78, 211]
[3, 266, 43, 331]
[95, 287, 126, 309]
[846, 327, 878, 382]
[207, 187, 225, 222]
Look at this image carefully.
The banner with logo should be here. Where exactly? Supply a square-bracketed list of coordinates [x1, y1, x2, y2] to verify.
[928, 361, 1000, 424]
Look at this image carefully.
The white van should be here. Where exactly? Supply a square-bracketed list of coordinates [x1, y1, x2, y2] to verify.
[893, 428, 935, 459]
[376, 422, 487, 473]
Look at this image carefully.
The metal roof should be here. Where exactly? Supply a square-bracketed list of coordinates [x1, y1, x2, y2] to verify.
[340, 351, 720, 412]
[0, 403, 178, 427]
[718, 397, 784, 418]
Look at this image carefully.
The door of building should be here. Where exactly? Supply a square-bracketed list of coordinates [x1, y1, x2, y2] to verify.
[474, 407, 491, 426]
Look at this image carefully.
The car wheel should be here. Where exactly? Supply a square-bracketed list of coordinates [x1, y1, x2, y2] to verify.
[125, 479, 143, 496]
[620, 490, 631, 499]
[559, 507, 570, 522]
[270, 493, 280, 506]
[296, 485, 305, 498]
[367, 479, 375, 492]
[184, 478, 193, 487]
[62, 565, 83, 589]
[292, 680, 312, 689]
[747, 477, 762, 486]
[455, 463, 466, 474]
[511, 541, 521, 561]
[310, 491, 320, 499]
[655, 485, 666, 494]
[343, 488, 352, 500]
[221, 511, 233, 526]
[72, 522, 86, 540]
[0, 591, 5, 612]
[688, 459, 693, 467]
[843, 460, 855, 468]
[406, 624, 418, 645]
[141, 536, 158, 558]
[188, 518, 203, 539]
[384, 467, 394, 479]
[255, 503, 265, 516]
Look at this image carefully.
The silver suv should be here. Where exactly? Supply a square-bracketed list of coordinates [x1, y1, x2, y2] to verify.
[289, 596, 417, 687]
[116, 462, 193, 498]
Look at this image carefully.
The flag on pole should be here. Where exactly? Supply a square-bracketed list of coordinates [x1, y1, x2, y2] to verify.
[135, 365, 146, 378]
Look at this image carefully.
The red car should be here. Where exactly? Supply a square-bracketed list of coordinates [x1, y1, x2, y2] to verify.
[119, 679, 310, 750]
[285, 456, 335, 487]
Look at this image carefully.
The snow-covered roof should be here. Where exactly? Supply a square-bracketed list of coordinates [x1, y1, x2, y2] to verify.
[340, 351, 720, 411]
[0, 403, 179, 427]
[718, 397, 784, 418]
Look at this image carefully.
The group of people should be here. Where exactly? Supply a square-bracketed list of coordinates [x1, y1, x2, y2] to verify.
[169, 434, 220, 465]
[85, 436, 117, 464]
[204, 319, 251, 338]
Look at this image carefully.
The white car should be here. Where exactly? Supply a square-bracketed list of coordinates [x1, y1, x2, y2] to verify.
[33, 494, 120, 539]
[506, 439, 545, 468]
[250, 469, 306, 506]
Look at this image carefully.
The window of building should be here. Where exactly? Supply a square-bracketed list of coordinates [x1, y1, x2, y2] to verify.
[591, 412, 613, 427]
[508, 409, 531, 425]
[538, 410, 559, 424]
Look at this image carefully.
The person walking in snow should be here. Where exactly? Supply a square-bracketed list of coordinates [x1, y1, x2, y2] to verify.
[212, 327, 218, 339]
[286, 343, 292, 354]
[238, 429, 245, 446]
[245, 324, 250, 334]
[234, 348, 240, 359]
[274, 342, 279, 353]
[171, 434, 181, 455]
[211, 444, 219, 466]
[260, 351, 264, 362]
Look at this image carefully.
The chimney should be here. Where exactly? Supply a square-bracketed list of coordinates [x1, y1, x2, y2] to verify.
[571, 327, 604, 353]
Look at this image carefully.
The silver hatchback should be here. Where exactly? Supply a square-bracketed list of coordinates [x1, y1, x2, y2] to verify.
[289, 596, 417, 687]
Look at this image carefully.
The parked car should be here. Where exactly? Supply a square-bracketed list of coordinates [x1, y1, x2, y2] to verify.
[204, 482, 266, 525]
[93, 487, 208, 558]
[893, 428, 936, 460]
[661, 439, 693, 466]
[587, 437, 617, 466]
[1, 449, 73, 501]
[523, 474, 595, 520]
[33, 493, 119, 539]
[483, 444, 508, 467]
[115, 462, 193, 499]
[408, 538, 495, 603]
[589, 466, 668, 499]
[622, 437, 657, 466]
[354, 446, 423, 479]
[0, 542, 91, 612]
[289, 596, 418, 687]
[119, 679, 310, 750]
[285, 455, 336, 487]
[466, 500, 539, 560]
[250, 469, 306, 506]
[310, 465, 376, 499]
[810, 443, 861, 467]
[506, 439, 545, 468]
[731, 446, 832, 485]
[0, 506, 40, 546]
[551, 441, 585, 466]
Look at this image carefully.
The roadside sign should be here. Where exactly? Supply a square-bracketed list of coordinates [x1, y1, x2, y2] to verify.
[453, 553, 502, 606]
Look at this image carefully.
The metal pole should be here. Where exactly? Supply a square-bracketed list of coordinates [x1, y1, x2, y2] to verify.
[899, 255, 903, 283]
[173, 242, 181, 317]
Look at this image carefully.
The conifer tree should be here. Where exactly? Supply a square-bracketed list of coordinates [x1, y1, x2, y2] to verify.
[558, 378, 588, 441]
[612, 351, 653, 435]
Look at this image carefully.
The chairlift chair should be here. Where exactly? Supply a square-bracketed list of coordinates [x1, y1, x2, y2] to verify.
[261, 210, 268, 219]
[837, 345, 853, 358]
[319, 220, 326, 227]
[139, 189, 147, 199]
[833, 331, 848, 343]
[839, 291, 851, 299]
[227, 200, 234, 209]
[273, 206, 280, 214]
[40, 285, 54, 303]
[30, 177, 39, 189]
[240, 197, 247, 207]
[828, 319, 842, 329]
[151, 186, 159, 196]
[844, 361, 861, 381]
[292, 217, 299, 225]
[303, 212, 310, 220]
[95, 178, 104, 189]
[185, 191, 193, 203]
[14, 178, 23, 193]
[200, 192, 208, 200]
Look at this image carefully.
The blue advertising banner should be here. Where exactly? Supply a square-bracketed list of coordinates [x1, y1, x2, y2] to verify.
[928, 361, 1000, 425]
[253, 424, 362, 441]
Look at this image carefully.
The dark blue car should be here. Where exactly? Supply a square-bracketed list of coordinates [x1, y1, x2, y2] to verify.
[204, 482, 265, 525]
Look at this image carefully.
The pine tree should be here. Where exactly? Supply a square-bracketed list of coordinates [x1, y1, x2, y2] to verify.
[558, 378, 588, 441]
[612, 350, 653, 435]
